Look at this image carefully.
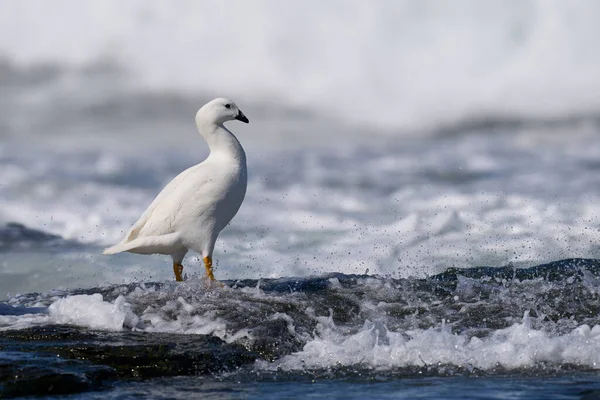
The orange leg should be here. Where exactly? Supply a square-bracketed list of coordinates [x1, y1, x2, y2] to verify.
[203, 256, 216, 281]
[173, 262, 184, 282]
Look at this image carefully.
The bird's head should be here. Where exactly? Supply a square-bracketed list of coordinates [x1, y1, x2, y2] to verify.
[195, 98, 249, 127]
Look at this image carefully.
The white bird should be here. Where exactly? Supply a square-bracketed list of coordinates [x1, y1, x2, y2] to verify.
[103, 98, 249, 282]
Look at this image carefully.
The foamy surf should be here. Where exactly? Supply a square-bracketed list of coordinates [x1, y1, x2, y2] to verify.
[2, 1, 600, 130]
[265, 314, 600, 372]
[3, 259, 600, 378]
[3, 124, 600, 302]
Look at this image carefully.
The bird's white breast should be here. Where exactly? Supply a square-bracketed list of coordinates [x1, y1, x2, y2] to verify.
[172, 158, 247, 242]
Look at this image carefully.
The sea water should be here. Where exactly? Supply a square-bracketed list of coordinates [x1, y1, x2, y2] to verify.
[2, 1, 600, 398]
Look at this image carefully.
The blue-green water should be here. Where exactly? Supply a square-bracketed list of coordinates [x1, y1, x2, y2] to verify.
[85, 375, 600, 400]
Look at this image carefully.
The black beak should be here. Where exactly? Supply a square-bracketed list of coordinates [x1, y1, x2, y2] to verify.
[235, 110, 249, 123]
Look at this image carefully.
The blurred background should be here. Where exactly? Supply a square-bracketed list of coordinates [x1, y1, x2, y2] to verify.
[2, 0, 600, 298]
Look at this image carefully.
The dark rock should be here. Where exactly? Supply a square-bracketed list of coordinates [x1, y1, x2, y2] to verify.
[0, 325, 258, 396]
[0, 353, 114, 398]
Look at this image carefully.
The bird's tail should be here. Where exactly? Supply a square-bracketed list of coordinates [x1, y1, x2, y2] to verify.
[103, 242, 130, 255]
[102, 233, 182, 256]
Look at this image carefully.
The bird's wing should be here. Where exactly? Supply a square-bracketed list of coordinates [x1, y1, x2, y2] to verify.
[122, 163, 207, 242]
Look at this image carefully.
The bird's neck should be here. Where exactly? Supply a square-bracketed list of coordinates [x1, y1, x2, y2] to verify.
[199, 123, 246, 164]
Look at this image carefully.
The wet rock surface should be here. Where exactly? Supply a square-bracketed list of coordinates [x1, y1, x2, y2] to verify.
[0, 325, 257, 397]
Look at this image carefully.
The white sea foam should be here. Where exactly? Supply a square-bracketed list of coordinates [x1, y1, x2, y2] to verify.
[1, 1, 600, 130]
[263, 313, 600, 371]
[4, 286, 600, 372]
[0, 293, 137, 331]
[48, 293, 138, 331]
[2, 127, 600, 298]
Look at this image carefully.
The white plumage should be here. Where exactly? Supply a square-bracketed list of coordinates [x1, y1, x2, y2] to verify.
[104, 98, 249, 282]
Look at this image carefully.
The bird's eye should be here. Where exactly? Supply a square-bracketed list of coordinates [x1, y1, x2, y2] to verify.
[225, 104, 231, 109]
